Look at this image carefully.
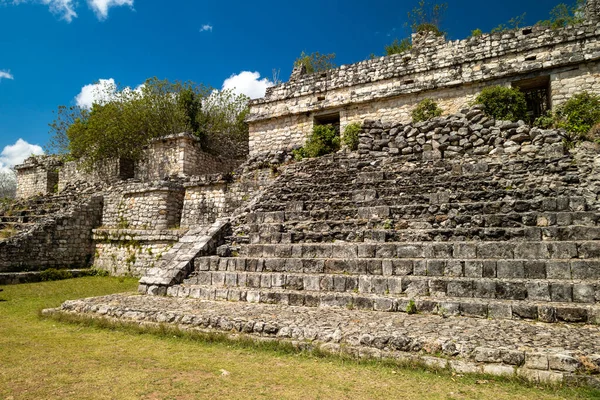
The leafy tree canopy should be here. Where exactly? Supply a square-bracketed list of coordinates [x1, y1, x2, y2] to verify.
[294, 51, 337, 74]
[47, 77, 250, 167]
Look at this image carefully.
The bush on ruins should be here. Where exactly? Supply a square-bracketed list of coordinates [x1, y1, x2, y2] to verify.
[474, 86, 528, 122]
[293, 124, 340, 160]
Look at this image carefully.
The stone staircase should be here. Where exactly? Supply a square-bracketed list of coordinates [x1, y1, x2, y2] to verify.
[168, 149, 600, 325]
[0, 194, 76, 236]
[0, 183, 104, 272]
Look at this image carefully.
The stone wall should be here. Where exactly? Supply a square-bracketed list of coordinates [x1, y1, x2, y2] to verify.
[102, 182, 185, 230]
[587, 0, 599, 22]
[180, 167, 281, 228]
[0, 195, 103, 272]
[181, 179, 228, 227]
[135, 133, 242, 181]
[58, 158, 133, 192]
[92, 229, 184, 276]
[550, 63, 600, 105]
[15, 156, 62, 199]
[247, 19, 600, 157]
[357, 105, 566, 160]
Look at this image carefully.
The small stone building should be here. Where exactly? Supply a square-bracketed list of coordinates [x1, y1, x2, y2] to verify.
[246, 1, 600, 158]
[15, 156, 62, 199]
[16, 132, 244, 199]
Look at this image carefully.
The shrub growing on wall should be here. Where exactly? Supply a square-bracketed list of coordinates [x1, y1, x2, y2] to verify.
[474, 86, 528, 122]
[293, 124, 340, 160]
[342, 123, 361, 151]
[385, 38, 413, 55]
[533, 92, 600, 145]
[554, 92, 600, 137]
[294, 52, 337, 74]
[412, 98, 443, 123]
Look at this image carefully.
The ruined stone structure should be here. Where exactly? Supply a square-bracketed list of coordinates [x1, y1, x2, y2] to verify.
[8, 2, 600, 386]
[247, 9, 600, 158]
[15, 156, 61, 199]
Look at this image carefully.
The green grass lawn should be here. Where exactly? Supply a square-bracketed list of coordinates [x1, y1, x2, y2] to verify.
[0, 277, 599, 400]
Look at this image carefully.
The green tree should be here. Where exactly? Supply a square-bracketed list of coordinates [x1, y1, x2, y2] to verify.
[385, 38, 413, 55]
[406, 0, 448, 36]
[294, 51, 337, 74]
[47, 78, 249, 167]
[537, 0, 585, 29]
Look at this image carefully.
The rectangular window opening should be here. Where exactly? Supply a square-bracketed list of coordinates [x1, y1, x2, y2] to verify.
[512, 76, 551, 123]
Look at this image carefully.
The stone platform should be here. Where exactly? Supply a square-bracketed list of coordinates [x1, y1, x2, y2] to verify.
[46, 293, 600, 387]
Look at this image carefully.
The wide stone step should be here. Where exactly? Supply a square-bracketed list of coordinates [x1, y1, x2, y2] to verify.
[234, 241, 600, 261]
[278, 170, 571, 194]
[249, 226, 600, 243]
[247, 197, 590, 223]
[257, 189, 585, 212]
[0, 213, 60, 222]
[194, 256, 600, 280]
[283, 159, 571, 184]
[52, 293, 600, 385]
[244, 213, 600, 236]
[167, 284, 600, 324]
[183, 269, 599, 304]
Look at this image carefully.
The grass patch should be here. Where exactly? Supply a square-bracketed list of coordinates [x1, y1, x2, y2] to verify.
[0, 278, 599, 399]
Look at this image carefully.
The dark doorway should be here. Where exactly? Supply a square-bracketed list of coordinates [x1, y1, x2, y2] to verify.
[513, 76, 551, 122]
[314, 112, 341, 134]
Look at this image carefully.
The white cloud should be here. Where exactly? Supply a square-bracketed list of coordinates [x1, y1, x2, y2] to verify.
[6, 0, 133, 21]
[42, 0, 77, 22]
[74, 78, 144, 109]
[199, 24, 213, 32]
[221, 71, 274, 100]
[75, 78, 118, 109]
[9, 0, 78, 22]
[0, 70, 14, 81]
[0, 139, 44, 172]
[87, 0, 133, 20]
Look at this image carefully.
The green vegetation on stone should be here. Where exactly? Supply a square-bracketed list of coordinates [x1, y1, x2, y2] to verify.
[385, 38, 413, 56]
[412, 98, 443, 123]
[537, 0, 585, 29]
[293, 124, 340, 160]
[491, 13, 527, 33]
[474, 86, 528, 122]
[555, 92, 600, 137]
[469, 28, 483, 38]
[406, 0, 448, 35]
[534, 92, 600, 145]
[293, 51, 337, 74]
[342, 122, 362, 151]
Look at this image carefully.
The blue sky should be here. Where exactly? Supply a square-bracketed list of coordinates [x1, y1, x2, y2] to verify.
[0, 0, 582, 169]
